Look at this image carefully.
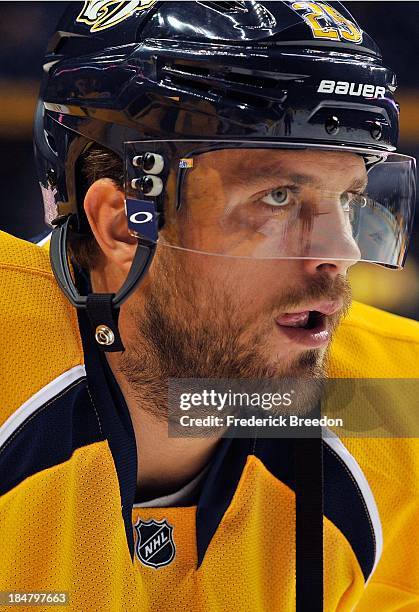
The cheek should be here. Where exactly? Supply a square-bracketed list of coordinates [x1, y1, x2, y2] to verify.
[188, 256, 295, 312]
[146, 246, 301, 320]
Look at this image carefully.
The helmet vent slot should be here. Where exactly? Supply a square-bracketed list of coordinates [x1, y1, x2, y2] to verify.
[50, 34, 104, 57]
[164, 63, 278, 90]
[161, 62, 286, 108]
[197, 1, 248, 13]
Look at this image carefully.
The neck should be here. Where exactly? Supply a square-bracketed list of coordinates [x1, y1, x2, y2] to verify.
[106, 352, 220, 500]
[89, 271, 220, 499]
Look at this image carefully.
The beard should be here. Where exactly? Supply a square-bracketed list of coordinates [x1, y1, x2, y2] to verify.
[118, 249, 352, 420]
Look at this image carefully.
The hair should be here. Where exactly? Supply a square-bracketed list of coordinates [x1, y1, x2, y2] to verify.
[68, 144, 123, 269]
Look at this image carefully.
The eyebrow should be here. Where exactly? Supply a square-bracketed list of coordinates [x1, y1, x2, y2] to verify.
[348, 177, 369, 191]
[231, 166, 368, 192]
[230, 165, 321, 187]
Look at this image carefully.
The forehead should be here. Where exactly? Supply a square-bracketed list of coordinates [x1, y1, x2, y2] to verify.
[197, 148, 367, 187]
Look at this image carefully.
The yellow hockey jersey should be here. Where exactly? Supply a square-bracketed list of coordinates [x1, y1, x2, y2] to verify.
[0, 231, 418, 611]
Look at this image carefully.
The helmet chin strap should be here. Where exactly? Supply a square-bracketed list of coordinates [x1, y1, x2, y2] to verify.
[49, 214, 156, 352]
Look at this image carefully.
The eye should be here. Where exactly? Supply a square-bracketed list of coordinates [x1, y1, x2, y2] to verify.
[353, 193, 367, 208]
[260, 187, 293, 207]
[341, 192, 367, 212]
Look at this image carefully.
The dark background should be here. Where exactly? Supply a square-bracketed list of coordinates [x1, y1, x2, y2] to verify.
[0, 1, 418, 318]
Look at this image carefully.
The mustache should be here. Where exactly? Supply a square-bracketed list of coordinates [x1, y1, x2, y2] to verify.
[267, 273, 352, 317]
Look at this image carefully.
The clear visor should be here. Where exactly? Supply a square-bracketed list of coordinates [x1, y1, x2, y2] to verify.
[124, 141, 416, 269]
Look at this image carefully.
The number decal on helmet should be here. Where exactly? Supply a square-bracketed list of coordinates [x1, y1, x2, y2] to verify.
[76, 0, 157, 33]
[292, 2, 363, 44]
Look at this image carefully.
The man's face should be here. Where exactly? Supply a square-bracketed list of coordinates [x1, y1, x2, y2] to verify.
[119, 150, 366, 399]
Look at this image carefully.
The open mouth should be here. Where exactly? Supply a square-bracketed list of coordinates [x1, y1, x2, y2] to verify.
[278, 310, 326, 329]
[275, 310, 332, 348]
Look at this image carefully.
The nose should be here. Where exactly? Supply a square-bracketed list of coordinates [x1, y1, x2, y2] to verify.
[303, 255, 359, 278]
[302, 201, 362, 277]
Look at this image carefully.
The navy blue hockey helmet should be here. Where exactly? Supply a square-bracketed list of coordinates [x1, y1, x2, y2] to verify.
[34, 1, 416, 350]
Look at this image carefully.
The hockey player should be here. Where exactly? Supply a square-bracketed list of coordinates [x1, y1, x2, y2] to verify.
[0, 2, 418, 610]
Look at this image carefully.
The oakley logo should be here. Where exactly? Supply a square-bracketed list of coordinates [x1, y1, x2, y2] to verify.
[76, 0, 157, 33]
[318, 80, 386, 99]
[130, 211, 153, 224]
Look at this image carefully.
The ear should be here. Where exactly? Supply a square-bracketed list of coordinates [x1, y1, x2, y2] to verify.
[84, 178, 136, 291]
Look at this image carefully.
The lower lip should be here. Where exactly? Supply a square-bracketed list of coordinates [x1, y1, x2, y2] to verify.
[275, 317, 330, 348]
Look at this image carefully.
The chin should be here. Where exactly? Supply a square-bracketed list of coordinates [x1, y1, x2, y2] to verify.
[265, 348, 326, 379]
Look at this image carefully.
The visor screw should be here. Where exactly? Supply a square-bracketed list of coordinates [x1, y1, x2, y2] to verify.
[325, 116, 340, 135]
[371, 121, 383, 140]
[131, 175, 163, 197]
[143, 154, 156, 172]
[133, 153, 164, 174]
[95, 325, 115, 346]
[141, 176, 154, 195]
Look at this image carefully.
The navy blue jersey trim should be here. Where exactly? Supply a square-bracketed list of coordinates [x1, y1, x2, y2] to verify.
[196, 436, 254, 568]
[295, 437, 324, 610]
[255, 438, 376, 582]
[0, 377, 103, 496]
[77, 308, 138, 560]
[322, 442, 375, 581]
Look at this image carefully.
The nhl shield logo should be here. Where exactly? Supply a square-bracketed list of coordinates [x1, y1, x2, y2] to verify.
[134, 519, 176, 569]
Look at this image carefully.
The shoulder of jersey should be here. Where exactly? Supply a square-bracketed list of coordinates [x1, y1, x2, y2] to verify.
[0, 231, 83, 423]
[329, 299, 419, 378]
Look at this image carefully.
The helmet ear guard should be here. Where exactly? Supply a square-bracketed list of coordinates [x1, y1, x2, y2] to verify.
[49, 213, 157, 351]
[45, 138, 165, 352]
[46, 140, 163, 352]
